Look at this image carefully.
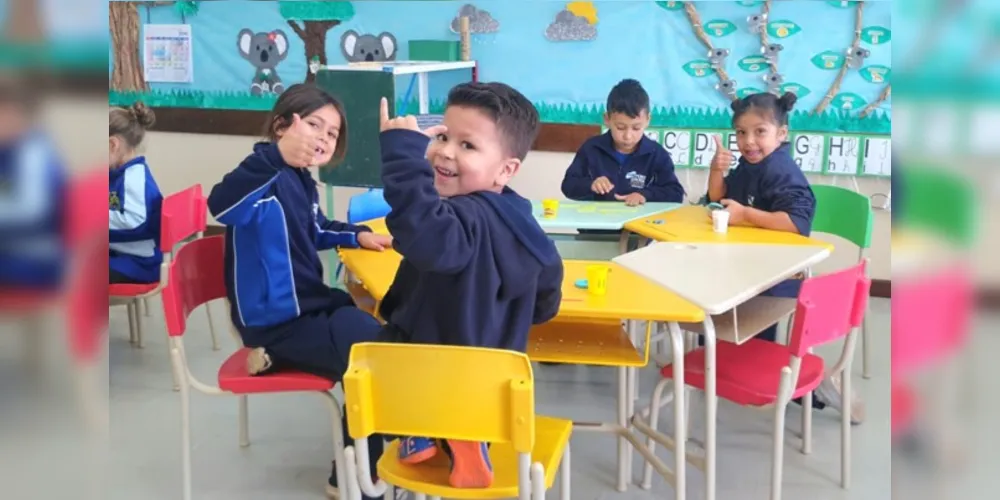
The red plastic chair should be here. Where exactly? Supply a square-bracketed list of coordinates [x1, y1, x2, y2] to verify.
[890, 265, 973, 438]
[109, 184, 219, 359]
[641, 261, 871, 500]
[160, 235, 349, 500]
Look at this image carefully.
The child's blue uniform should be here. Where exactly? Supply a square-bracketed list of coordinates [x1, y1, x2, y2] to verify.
[377, 129, 564, 352]
[711, 142, 815, 341]
[0, 131, 66, 288]
[109, 156, 163, 284]
[209, 143, 384, 495]
[207, 142, 379, 350]
[560, 132, 684, 203]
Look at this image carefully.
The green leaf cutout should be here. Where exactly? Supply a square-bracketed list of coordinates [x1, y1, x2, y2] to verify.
[738, 55, 769, 72]
[682, 60, 716, 77]
[830, 92, 867, 110]
[826, 1, 859, 7]
[811, 51, 845, 70]
[860, 65, 890, 84]
[737, 87, 764, 99]
[779, 83, 811, 98]
[735, 1, 764, 6]
[766, 20, 801, 39]
[860, 26, 891, 45]
[704, 20, 738, 37]
[655, 1, 684, 11]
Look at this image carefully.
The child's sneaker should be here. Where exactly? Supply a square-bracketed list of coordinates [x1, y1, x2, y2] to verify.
[246, 347, 273, 375]
[445, 440, 493, 488]
[398, 437, 438, 464]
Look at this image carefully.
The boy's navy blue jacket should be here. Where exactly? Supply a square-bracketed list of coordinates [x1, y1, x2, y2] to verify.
[109, 156, 163, 284]
[561, 132, 684, 202]
[710, 142, 815, 298]
[377, 129, 564, 353]
[0, 131, 67, 288]
[208, 143, 371, 346]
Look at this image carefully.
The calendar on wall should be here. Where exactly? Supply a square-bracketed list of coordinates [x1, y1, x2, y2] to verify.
[143, 24, 194, 83]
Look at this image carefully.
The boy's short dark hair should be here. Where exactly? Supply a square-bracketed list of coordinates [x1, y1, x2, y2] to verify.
[606, 79, 650, 118]
[446, 82, 540, 161]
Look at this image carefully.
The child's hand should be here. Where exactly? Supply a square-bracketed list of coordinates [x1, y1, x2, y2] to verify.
[614, 192, 646, 206]
[379, 97, 448, 137]
[710, 135, 733, 172]
[591, 176, 614, 195]
[357, 231, 393, 251]
[277, 114, 321, 168]
[720, 199, 747, 225]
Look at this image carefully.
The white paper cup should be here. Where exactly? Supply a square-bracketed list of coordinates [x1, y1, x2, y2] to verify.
[712, 210, 730, 234]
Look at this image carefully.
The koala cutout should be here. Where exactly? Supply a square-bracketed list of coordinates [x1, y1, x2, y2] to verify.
[763, 72, 784, 94]
[708, 48, 730, 69]
[847, 47, 871, 68]
[238, 28, 289, 96]
[716, 79, 738, 100]
[747, 13, 767, 33]
[341, 30, 398, 63]
[761, 43, 783, 64]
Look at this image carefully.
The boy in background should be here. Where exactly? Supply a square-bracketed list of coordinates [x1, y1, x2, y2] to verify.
[560, 78, 684, 206]
[375, 82, 563, 489]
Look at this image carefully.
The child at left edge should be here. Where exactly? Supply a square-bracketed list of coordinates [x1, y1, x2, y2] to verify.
[560, 78, 684, 206]
[375, 83, 564, 489]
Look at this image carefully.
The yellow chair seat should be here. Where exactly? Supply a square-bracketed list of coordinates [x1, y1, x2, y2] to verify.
[528, 320, 644, 367]
[376, 416, 572, 499]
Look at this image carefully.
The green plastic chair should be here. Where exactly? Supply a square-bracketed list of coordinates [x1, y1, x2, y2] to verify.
[898, 165, 977, 248]
[811, 184, 875, 378]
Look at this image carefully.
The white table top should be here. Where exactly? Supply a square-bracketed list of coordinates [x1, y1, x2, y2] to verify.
[532, 201, 680, 231]
[612, 242, 831, 315]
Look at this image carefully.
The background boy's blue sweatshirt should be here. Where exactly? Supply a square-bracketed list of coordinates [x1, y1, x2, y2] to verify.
[109, 156, 163, 283]
[0, 131, 67, 288]
[710, 142, 816, 236]
[561, 132, 684, 202]
[377, 129, 564, 352]
[207, 143, 371, 346]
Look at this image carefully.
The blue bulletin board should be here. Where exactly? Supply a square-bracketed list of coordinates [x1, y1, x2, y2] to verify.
[109, 0, 892, 179]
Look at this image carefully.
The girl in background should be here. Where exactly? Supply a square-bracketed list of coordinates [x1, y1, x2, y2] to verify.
[109, 102, 163, 284]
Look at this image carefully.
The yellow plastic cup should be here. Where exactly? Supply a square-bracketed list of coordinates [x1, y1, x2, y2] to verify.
[542, 199, 559, 218]
[586, 264, 610, 296]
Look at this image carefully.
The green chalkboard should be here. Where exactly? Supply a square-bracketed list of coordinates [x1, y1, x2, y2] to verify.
[315, 69, 395, 188]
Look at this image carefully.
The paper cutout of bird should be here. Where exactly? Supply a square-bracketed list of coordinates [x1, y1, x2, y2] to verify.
[566, 1, 598, 24]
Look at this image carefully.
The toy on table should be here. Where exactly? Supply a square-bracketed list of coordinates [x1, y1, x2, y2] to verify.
[707, 202, 725, 211]
[542, 199, 559, 218]
[585, 264, 610, 295]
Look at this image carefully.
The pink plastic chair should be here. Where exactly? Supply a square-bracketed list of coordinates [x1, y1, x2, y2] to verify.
[109, 184, 219, 367]
[160, 235, 349, 500]
[643, 260, 870, 500]
[890, 265, 973, 437]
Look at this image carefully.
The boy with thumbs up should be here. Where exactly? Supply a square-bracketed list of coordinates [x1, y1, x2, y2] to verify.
[374, 83, 564, 488]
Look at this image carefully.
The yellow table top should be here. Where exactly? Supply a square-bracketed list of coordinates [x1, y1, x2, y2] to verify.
[338, 244, 704, 323]
[623, 205, 833, 249]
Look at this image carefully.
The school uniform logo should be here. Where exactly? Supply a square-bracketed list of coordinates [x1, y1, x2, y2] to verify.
[109, 191, 121, 210]
[625, 171, 646, 189]
[747, 194, 755, 207]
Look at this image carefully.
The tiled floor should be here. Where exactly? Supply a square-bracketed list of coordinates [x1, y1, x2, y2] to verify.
[8, 238, 899, 500]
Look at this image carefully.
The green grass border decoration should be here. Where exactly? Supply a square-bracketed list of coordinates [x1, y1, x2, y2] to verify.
[109, 89, 890, 135]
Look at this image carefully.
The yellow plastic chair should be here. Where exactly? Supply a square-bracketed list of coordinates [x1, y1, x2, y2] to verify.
[342, 343, 573, 500]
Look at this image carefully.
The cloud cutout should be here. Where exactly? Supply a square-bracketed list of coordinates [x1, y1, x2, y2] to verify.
[450, 4, 500, 34]
[545, 9, 597, 41]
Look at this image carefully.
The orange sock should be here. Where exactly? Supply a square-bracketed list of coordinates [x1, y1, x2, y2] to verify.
[446, 440, 494, 488]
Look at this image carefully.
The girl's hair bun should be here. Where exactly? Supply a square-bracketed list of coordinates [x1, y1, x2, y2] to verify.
[129, 101, 156, 129]
[777, 92, 797, 112]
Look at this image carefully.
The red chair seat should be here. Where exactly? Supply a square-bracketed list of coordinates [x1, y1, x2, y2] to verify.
[661, 339, 826, 406]
[0, 289, 59, 310]
[109, 282, 158, 297]
[218, 347, 337, 394]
